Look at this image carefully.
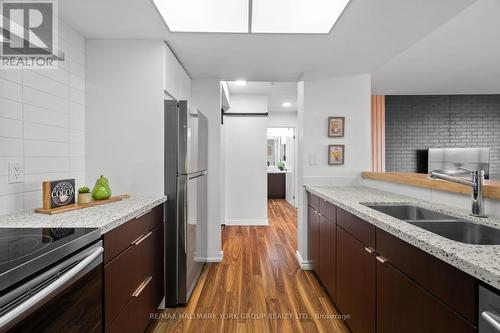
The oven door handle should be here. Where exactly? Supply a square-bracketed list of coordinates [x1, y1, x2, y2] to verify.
[0, 246, 103, 332]
[482, 311, 500, 332]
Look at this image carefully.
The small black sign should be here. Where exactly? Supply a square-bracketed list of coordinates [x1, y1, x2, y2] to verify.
[49, 179, 75, 209]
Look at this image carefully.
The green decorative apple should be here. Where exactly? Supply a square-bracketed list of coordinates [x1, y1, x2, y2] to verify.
[92, 175, 112, 200]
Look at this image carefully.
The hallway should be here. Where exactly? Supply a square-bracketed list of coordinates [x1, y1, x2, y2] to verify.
[150, 200, 349, 333]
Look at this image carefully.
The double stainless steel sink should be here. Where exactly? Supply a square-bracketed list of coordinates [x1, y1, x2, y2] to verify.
[363, 204, 500, 245]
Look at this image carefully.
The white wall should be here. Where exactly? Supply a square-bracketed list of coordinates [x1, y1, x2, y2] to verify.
[224, 94, 268, 225]
[86, 40, 165, 195]
[0, 21, 86, 215]
[191, 79, 223, 261]
[296, 74, 372, 267]
[268, 111, 298, 128]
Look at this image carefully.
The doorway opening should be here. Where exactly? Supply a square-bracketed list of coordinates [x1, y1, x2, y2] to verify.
[267, 127, 296, 207]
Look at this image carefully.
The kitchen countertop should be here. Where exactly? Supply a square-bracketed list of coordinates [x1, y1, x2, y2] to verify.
[0, 195, 167, 234]
[306, 186, 500, 290]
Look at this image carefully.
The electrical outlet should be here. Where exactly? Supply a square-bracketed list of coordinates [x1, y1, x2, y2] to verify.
[8, 162, 23, 184]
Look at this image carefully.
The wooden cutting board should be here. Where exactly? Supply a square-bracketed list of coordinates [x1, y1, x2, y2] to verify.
[35, 194, 131, 215]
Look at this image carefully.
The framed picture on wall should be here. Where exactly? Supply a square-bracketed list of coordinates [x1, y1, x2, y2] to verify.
[328, 145, 345, 165]
[328, 116, 345, 137]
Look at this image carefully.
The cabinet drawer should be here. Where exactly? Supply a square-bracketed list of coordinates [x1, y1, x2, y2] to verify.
[377, 259, 476, 333]
[319, 198, 336, 222]
[104, 223, 163, 329]
[337, 208, 375, 249]
[376, 228, 477, 324]
[106, 272, 162, 333]
[307, 192, 319, 211]
[103, 204, 163, 264]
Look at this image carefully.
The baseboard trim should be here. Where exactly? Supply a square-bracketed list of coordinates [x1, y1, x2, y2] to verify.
[295, 250, 313, 270]
[224, 219, 269, 226]
[204, 251, 223, 263]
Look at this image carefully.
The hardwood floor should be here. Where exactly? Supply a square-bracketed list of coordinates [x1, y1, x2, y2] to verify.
[149, 200, 349, 333]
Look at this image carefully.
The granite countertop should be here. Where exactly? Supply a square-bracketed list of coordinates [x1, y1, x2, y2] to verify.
[0, 195, 168, 234]
[306, 186, 500, 290]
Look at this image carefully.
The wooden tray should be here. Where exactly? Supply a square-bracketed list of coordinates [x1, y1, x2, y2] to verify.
[35, 194, 131, 215]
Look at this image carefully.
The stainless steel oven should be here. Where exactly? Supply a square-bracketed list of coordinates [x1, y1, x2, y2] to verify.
[0, 238, 103, 333]
[479, 285, 500, 332]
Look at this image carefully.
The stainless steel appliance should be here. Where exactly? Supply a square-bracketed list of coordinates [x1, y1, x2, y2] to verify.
[164, 100, 208, 306]
[428, 148, 490, 179]
[479, 285, 500, 332]
[0, 228, 102, 332]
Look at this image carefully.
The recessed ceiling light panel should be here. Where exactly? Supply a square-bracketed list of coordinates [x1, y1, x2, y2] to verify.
[234, 80, 247, 86]
[153, 0, 248, 33]
[252, 0, 350, 33]
[282, 102, 292, 107]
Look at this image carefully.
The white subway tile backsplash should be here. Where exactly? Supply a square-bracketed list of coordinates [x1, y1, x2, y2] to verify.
[0, 78, 22, 102]
[24, 140, 70, 157]
[0, 69, 22, 84]
[24, 104, 70, 128]
[70, 115, 85, 131]
[23, 172, 69, 192]
[70, 102, 84, 117]
[0, 118, 23, 138]
[70, 157, 85, 172]
[24, 157, 70, 174]
[69, 130, 85, 144]
[0, 21, 85, 215]
[69, 74, 85, 91]
[23, 87, 69, 114]
[31, 68, 69, 85]
[0, 98, 22, 120]
[0, 176, 23, 195]
[0, 138, 22, 156]
[23, 70, 69, 99]
[70, 143, 85, 157]
[23, 191, 42, 210]
[69, 87, 85, 105]
[0, 193, 23, 215]
[24, 122, 70, 143]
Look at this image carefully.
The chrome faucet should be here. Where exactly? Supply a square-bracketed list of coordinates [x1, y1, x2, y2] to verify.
[430, 169, 486, 217]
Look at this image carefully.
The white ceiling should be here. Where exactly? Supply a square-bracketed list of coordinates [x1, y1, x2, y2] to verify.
[371, 0, 500, 94]
[227, 82, 297, 112]
[60, 0, 476, 82]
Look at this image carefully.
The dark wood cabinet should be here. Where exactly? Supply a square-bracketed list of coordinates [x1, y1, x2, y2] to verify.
[336, 226, 376, 333]
[319, 215, 335, 299]
[103, 204, 164, 333]
[308, 205, 320, 273]
[377, 258, 476, 333]
[305, 190, 479, 333]
[268, 173, 285, 199]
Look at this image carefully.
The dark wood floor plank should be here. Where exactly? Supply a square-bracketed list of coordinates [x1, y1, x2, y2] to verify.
[149, 200, 349, 333]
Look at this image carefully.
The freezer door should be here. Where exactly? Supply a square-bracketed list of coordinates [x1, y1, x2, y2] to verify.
[179, 101, 207, 175]
[177, 172, 206, 304]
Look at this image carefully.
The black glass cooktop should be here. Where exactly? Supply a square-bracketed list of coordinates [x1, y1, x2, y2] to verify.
[0, 228, 100, 293]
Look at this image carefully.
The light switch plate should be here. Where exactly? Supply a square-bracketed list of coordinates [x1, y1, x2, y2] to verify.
[309, 153, 317, 165]
[8, 162, 23, 184]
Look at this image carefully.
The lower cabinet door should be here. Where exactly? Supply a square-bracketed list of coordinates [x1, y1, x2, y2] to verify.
[336, 227, 376, 333]
[319, 216, 335, 299]
[377, 258, 477, 333]
[308, 206, 320, 274]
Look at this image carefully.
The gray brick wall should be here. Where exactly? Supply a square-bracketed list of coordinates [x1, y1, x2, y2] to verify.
[385, 95, 500, 178]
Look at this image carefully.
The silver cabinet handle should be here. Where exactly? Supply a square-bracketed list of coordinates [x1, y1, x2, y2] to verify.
[0, 246, 103, 331]
[364, 247, 375, 254]
[131, 276, 152, 297]
[376, 256, 388, 264]
[132, 231, 152, 246]
[482, 311, 500, 331]
[135, 209, 152, 220]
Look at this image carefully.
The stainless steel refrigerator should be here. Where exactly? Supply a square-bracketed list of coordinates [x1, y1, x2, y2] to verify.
[164, 100, 207, 306]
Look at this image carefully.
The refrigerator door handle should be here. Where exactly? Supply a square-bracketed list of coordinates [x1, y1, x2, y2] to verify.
[188, 171, 207, 180]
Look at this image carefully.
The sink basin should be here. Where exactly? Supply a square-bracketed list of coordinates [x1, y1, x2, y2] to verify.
[407, 221, 500, 245]
[363, 204, 500, 245]
[363, 205, 458, 222]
